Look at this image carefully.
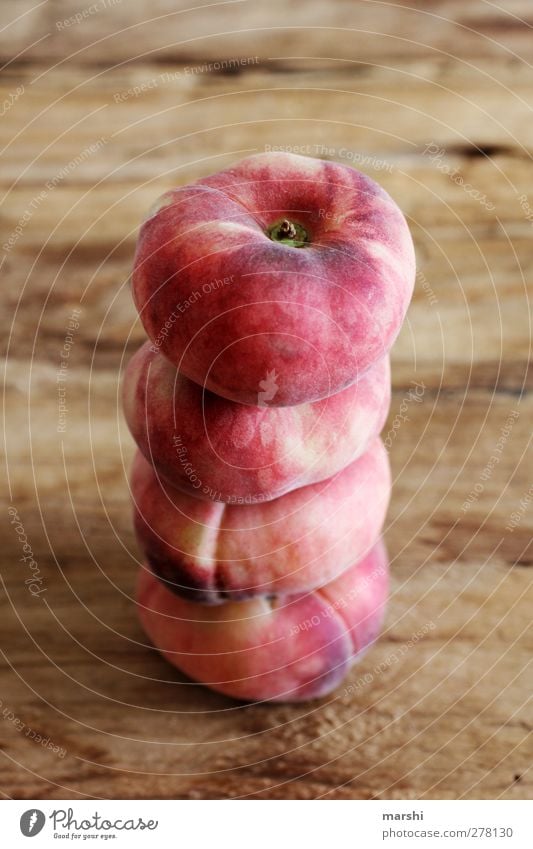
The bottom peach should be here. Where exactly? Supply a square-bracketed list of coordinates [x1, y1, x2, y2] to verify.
[136, 539, 389, 703]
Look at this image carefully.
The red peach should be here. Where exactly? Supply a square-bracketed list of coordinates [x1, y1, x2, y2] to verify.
[137, 539, 389, 702]
[123, 341, 390, 503]
[132, 152, 415, 406]
[130, 438, 390, 603]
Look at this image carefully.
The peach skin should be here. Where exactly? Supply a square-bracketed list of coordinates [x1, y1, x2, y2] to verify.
[136, 538, 389, 702]
[123, 341, 390, 503]
[130, 438, 390, 603]
[132, 152, 415, 406]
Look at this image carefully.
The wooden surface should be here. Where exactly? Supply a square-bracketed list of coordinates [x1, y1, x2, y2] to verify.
[1, 0, 532, 800]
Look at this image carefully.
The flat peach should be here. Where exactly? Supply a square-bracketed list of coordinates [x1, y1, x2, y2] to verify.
[137, 539, 389, 702]
[123, 341, 390, 502]
[131, 438, 390, 603]
[132, 152, 415, 405]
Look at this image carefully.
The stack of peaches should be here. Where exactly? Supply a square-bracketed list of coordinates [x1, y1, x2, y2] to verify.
[123, 152, 415, 702]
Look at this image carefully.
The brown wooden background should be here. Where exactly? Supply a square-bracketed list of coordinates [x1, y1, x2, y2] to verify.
[1, 0, 531, 800]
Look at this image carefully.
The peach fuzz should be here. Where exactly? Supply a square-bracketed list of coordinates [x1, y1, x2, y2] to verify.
[130, 438, 390, 604]
[123, 341, 390, 503]
[132, 151, 415, 406]
[136, 539, 389, 703]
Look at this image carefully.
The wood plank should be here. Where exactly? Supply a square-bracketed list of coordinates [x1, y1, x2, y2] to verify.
[1, 67, 532, 377]
[2, 174, 532, 371]
[1, 534, 531, 799]
[2, 0, 533, 66]
[2, 62, 533, 185]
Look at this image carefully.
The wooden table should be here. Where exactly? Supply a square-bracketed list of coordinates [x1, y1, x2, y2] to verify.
[1, 0, 531, 800]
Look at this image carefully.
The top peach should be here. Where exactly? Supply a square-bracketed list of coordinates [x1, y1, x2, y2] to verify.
[132, 152, 415, 406]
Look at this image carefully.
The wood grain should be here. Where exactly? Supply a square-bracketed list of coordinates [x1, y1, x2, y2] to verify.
[1, 0, 531, 800]
[2, 0, 533, 65]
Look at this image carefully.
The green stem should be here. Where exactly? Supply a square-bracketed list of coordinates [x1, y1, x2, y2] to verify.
[268, 218, 308, 248]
